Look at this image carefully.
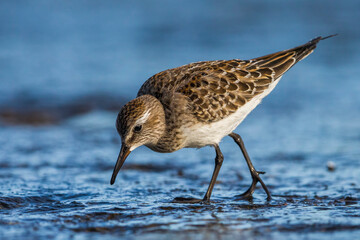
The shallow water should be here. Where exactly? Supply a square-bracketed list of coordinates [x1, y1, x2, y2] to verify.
[1, 0, 360, 239]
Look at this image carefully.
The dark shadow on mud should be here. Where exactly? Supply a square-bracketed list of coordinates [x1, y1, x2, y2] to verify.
[0, 94, 127, 125]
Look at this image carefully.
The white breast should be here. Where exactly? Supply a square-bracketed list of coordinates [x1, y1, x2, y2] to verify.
[182, 78, 281, 148]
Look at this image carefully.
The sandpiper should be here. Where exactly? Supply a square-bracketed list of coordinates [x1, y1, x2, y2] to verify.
[110, 35, 336, 203]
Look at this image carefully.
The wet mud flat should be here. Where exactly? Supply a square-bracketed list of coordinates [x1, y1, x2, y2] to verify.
[0, 105, 359, 240]
[1, 0, 360, 239]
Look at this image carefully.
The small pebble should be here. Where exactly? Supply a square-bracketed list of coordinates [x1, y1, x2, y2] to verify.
[327, 161, 336, 171]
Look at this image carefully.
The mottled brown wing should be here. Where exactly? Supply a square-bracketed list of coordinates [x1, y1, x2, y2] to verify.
[139, 36, 328, 123]
[174, 59, 275, 122]
[177, 37, 328, 123]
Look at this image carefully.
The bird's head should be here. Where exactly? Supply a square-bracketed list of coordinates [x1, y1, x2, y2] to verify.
[110, 95, 165, 185]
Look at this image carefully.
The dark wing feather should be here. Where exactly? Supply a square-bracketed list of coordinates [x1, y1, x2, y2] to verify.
[138, 36, 328, 123]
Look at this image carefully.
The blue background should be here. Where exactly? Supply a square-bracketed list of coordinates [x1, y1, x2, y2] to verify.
[1, 1, 359, 239]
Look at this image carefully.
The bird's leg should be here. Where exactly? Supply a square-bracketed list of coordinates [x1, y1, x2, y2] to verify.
[229, 132, 271, 200]
[173, 144, 224, 204]
[202, 144, 224, 202]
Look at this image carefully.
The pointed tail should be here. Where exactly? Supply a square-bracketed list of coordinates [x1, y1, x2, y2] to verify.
[249, 34, 337, 79]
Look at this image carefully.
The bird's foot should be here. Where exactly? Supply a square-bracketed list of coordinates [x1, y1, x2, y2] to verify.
[236, 170, 271, 201]
[235, 189, 255, 200]
[172, 197, 210, 204]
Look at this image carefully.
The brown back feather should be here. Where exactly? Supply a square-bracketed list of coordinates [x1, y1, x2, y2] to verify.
[138, 36, 332, 123]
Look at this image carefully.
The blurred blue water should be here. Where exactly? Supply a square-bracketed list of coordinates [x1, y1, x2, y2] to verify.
[0, 1, 360, 240]
[1, 0, 359, 104]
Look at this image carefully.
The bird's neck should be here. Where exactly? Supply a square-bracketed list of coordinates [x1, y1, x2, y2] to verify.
[139, 94, 167, 142]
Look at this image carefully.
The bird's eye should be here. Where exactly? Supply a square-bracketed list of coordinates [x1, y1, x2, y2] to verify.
[133, 125, 142, 133]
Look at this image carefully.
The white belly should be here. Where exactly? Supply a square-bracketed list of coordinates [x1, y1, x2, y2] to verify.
[182, 78, 281, 148]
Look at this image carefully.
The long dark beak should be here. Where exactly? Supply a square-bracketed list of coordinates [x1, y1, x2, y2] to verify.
[110, 144, 131, 185]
